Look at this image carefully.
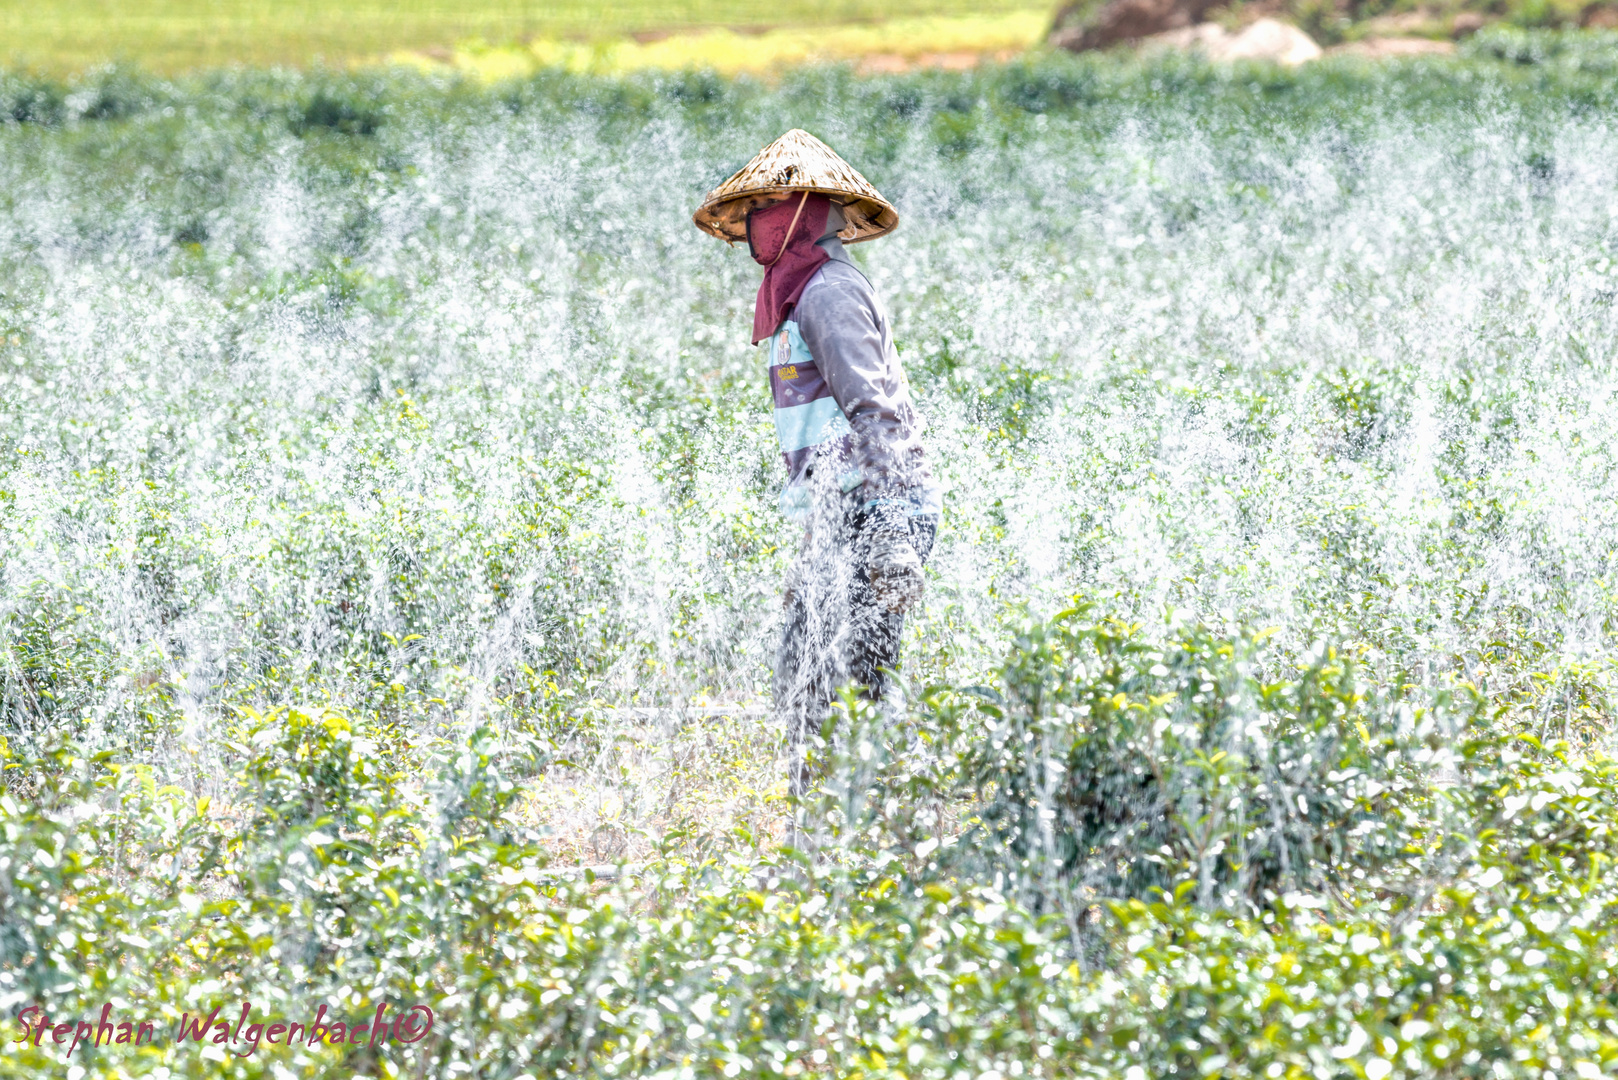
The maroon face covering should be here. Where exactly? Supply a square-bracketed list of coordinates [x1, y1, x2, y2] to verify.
[748, 192, 832, 345]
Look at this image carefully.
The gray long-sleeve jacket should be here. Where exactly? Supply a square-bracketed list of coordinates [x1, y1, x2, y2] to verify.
[762, 237, 940, 520]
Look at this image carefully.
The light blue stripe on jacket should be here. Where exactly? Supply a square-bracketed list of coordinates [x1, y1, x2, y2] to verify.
[773, 396, 851, 453]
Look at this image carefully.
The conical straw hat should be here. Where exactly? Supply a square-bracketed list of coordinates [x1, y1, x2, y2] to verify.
[693, 129, 898, 245]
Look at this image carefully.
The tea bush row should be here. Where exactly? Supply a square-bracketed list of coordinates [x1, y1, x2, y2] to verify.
[5, 30, 1618, 139]
[6, 609, 1618, 1078]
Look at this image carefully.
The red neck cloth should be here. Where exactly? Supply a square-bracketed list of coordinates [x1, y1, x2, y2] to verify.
[748, 192, 832, 345]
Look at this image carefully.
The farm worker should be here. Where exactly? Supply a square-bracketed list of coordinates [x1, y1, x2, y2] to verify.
[693, 129, 943, 803]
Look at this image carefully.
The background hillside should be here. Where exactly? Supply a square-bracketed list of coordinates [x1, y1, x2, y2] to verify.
[5, 0, 1611, 77]
[0, 0, 1049, 74]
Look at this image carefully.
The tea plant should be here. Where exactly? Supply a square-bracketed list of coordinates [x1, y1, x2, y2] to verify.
[5, 39, 1618, 1078]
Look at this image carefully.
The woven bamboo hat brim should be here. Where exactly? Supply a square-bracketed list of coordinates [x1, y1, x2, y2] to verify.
[693, 129, 898, 245]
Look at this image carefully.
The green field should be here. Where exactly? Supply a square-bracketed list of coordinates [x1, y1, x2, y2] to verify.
[0, 0, 1051, 73]
[6, 29, 1618, 1080]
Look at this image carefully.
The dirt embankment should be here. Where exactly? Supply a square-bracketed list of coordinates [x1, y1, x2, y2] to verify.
[1048, 0, 1604, 62]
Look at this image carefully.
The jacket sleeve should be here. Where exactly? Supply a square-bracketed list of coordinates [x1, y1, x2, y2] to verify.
[794, 268, 918, 498]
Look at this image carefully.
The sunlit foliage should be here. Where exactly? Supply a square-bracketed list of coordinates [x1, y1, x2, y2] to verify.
[4, 34, 1618, 1078]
